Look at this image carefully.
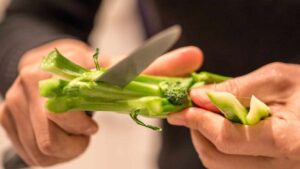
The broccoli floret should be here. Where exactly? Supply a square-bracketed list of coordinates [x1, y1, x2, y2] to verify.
[159, 81, 190, 105]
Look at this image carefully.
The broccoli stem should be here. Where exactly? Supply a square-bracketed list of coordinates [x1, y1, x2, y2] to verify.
[192, 71, 231, 84]
[246, 95, 270, 125]
[207, 91, 248, 124]
[64, 79, 161, 101]
[41, 49, 89, 79]
[46, 96, 186, 118]
[40, 49, 269, 131]
[207, 92, 271, 125]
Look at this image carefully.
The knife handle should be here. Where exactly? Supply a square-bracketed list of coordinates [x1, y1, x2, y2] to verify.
[3, 148, 29, 169]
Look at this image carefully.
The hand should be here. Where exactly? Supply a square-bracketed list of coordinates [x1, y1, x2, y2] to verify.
[0, 43, 203, 166]
[168, 62, 300, 169]
[0, 39, 109, 166]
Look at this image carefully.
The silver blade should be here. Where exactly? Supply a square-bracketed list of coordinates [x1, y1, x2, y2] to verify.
[96, 25, 181, 87]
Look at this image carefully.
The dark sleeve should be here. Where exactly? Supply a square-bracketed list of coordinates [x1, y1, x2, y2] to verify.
[0, 0, 102, 95]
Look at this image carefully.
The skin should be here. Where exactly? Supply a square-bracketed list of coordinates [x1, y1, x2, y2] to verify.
[168, 62, 300, 169]
[0, 39, 203, 166]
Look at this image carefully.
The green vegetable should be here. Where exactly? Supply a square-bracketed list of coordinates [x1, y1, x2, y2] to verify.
[246, 95, 270, 125]
[40, 49, 268, 131]
[207, 92, 248, 124]
[207, 91, 270, 125]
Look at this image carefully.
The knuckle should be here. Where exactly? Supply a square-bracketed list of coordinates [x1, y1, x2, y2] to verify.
[48, 113, 95, 135]
[221, 79, 241, 97]
[265, 62, 292, 86]
[185, 108, 202, 129]
[215, 127, 235, 153]
[267, 62, 285, 80]
[5, 89, 19, 107]
[20, 65, 46, 82]
[39, 139, 60, 156]
[267, 62, 287, 71]
[20, 66, 35, 79]
[215, 135, 230, 153]
[20, 66, 51, 89]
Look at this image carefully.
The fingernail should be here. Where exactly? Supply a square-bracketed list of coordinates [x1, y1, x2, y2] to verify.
[190, 89, 210, 105]
[85, 126, 98, 135]
[191, 89, 209, 101]
[191, 89, 220, 112]
[167, 115, 186, 126]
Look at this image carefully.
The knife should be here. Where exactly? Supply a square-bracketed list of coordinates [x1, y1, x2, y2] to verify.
[3, 26, 182, 169]
[96, 25, 182, 88]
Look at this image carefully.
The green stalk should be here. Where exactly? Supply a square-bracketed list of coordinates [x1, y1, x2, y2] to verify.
[134, 74, 189, 84]
[46, 96, 133, 113]
[207, 92, 271, 125]
[39, 78, 68, 97]
[62, 76, 162, 101]
[207, 91, 248, 124]
[192, 71, 231, 84]
[40, 49, 270, 131]
[246, 95, 270, 125]
[41, 49, 89, 79]
[46, 96, 186, 117]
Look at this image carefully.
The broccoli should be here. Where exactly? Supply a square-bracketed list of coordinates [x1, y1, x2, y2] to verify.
[40, 49, 230, 131]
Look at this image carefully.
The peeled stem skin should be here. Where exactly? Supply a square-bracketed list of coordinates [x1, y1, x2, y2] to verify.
[246, 95, 270, 125]
[207, 92, 271, 125]
[41, 49, 89, 79]
[207, 92, 248, 124]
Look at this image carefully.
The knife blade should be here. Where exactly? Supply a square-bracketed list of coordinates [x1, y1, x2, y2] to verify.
[95, 25, 182, 88]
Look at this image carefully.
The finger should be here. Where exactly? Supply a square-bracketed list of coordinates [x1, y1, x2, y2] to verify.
[20, 39, 110, 71]
[191, 130, 273, 169]
[6, 80, 71, 166]
[0, 103, 34, 165]
[20, 67, 90, 158]
[190, 62, 293, 110]
[29, 98, 90, 159]
[51, 47, 110, 69]
[143, 46, 203, 76]
[168, 107, 282, 157]
[190, 84, 221, 112]
[22, 56, 99, 136]
[48, 111, 98, 136]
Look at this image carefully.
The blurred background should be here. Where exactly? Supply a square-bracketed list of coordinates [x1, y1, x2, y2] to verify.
[0, 0, 162, 169]
[0, 0, 11, 168]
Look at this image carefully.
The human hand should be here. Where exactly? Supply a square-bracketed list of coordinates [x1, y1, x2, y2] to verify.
[168, 62, 300, 169]
[0, 39, 110, 166]
[0, 44, 203, 166]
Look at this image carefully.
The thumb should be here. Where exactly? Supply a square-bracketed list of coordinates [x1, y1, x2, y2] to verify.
[190, 63, 288, 111]
[190, 78, 247, 112]
[143, 46, 203, 77]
